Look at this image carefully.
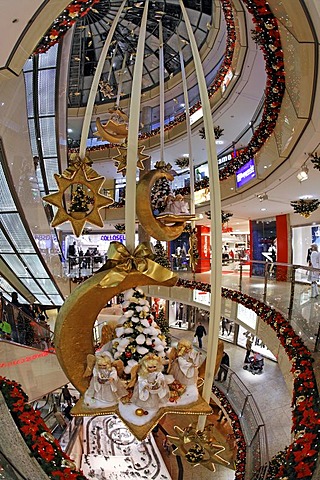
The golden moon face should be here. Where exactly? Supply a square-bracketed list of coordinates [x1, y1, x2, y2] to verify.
[136, 169, 186, 241]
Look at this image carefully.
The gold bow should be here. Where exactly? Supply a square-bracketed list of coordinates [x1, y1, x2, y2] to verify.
[98, 241, 177, 288]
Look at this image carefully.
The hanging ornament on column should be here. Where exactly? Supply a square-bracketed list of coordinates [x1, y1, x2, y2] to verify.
[43, 154, 113, 237]
[99, 80, 114, 98]
[112, 144, 150, 176]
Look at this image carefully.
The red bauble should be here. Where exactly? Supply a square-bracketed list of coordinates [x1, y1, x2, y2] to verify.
[125, 352, 132, 358]
[148, 318, 152, 325]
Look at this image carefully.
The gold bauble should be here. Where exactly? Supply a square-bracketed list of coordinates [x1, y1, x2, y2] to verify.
[135, 408, 145, 417]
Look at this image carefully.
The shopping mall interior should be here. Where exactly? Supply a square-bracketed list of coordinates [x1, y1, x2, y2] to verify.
[0, 1, 320, 479]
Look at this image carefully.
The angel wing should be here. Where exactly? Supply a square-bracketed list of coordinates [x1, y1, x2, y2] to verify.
[112, 359, 124, 378]
[166, 346, 178, 374]
[127, 363, 140, 389]
[83, 354, 96, 378]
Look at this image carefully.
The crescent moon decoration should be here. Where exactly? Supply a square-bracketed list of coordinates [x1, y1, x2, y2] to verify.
[94, 117, 127, 144]
[136, 169, 195, 241]
[43, 162, 113, 237]
[55, 269, 211, 440]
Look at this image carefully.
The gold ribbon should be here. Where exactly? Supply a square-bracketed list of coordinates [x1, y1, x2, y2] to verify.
[98, 241, 177, 288]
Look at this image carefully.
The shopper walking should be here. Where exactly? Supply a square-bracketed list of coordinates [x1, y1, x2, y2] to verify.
[194, 322, 206, 349]
[244, 337, 253, 363]
[217, 351, 230, 382]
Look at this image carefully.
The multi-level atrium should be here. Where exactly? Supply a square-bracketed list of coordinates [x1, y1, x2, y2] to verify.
[0, 1, 320, 480]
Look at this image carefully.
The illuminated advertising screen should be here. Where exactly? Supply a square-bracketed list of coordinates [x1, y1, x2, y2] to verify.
[236, 158, 256, 188]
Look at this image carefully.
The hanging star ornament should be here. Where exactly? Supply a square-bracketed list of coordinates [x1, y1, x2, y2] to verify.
[167, 425, 230, 472]
[99, 80, 114, 99]
[113, 144, 150, 176]
[43, 164, 114, 237]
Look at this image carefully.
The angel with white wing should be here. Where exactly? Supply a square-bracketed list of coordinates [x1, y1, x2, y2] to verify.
[83, 351, 127, 408]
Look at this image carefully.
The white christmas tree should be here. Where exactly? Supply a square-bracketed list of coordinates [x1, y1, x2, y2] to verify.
[112, 288, 168, 374]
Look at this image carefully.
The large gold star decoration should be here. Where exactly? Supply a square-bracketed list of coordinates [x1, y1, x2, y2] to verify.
[113, 144, 150, 175]
[43, 165, 114, 237]
[72, 393, 212, 442]
[167, 425, 230, 472]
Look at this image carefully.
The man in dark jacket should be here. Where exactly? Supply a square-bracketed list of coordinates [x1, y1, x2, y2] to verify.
[194, 322, 206, 348]
[217, 351, 230, 382]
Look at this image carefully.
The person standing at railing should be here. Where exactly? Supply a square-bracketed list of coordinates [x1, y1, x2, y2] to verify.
[310, 244, 320, 298]
[0, 317, 12, 340]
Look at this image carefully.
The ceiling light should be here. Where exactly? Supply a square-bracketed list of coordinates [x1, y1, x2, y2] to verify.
[297, 165, 309, 182]
[257, 193, 268, 202]
[261, 208, 267, 211]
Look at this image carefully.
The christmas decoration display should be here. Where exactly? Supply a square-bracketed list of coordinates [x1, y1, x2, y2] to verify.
[68, 184, 92, 213]
[112, 144, 150, 176]
[111, 287, 167, 373]
[290, 199, 320, 218]
[177, 278, 320, 480]
[98, 80, 114, 99]
[0, 376, 86, 479]
[155, 306, 171, 346]
[136, 169, 193, 241]
[68, 0, 236, 156]
[83, 352, 128, 407]
[43, 155, 113, 236]
[199, 125, 224, 140]
[95, 117, 128, 145]
[222, 210, 233, 224]
[310, 152, 320, 170]
[153, 240, 171, 269]
[151, 164, 173, 214]
[167, 424, 230, 471]
[34, 0, 101, 55]
[175, 157, 190, 169]
[188, 227, 199, 272]
[114, 223, 125, 233]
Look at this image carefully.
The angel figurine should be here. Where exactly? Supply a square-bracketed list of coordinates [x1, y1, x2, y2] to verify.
[167, 339, 202, 386]
[129, 353, 172, 410]
[83, 352, 128, 408]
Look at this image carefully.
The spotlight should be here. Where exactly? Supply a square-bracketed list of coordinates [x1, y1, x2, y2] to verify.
[257, 193, 268, 202]
[297, 165, 309, 182]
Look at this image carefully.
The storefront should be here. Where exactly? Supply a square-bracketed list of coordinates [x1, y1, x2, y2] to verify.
[292, 223, 320, 282]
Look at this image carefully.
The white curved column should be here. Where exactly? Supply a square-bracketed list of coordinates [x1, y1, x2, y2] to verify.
[125, 0, 149, 250]
[179, 0, 222, 429]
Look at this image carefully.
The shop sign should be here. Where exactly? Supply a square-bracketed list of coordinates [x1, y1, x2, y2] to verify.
[236, 158, 256, 188]
[193, 289, 211, 306]
[100, 234, 125, 242]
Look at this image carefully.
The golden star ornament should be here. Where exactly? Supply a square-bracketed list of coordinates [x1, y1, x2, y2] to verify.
[43, 165, 113, 237]
[113, 144, 150, 175]
[167, 425, 230, 471]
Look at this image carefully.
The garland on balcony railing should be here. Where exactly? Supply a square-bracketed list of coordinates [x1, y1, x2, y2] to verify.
[177, 278, 320, 480]
[212, 386, 247, 479]
[34, 0, 101, 55]
[0, 377, 87, 479]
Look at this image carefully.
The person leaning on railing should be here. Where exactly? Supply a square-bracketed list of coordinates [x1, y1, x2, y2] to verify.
[0, 317, 12, 340]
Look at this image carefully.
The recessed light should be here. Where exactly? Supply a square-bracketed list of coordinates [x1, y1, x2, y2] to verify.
[230, 187, 234, 190]
[261, 208, 267, 211]
[216, 140, 224, 145]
